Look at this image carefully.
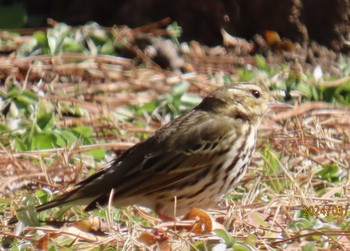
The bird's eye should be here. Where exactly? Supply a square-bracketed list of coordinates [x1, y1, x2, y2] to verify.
[251, 90, 261, 99]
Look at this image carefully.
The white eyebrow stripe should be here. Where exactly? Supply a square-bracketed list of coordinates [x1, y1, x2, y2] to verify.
[227, 85, 262, 92]
[240, 84, 262, 90]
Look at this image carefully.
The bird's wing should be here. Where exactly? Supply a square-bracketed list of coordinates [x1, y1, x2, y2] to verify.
[86, 113, 237, 204]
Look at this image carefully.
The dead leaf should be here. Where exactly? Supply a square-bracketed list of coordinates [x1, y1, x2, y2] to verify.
[221, 28, 253, 52]
[36, 233, 60, 250]
[247, 212, 269, 228]
[70, 216, 108, 234]
[138, 229, 169, 247]
[138, 231, 157, 246]
[183, 208, 213, 234]
[265, 30, 281, 46]
[265, 30, 296, 51]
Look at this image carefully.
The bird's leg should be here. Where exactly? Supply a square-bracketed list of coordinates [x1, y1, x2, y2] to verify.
[155, 210, 175, 222]
[155, 205, 175, 222]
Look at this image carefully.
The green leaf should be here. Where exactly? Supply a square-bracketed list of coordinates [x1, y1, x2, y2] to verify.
[190, 241, 208, 251]
[114, 107, 134, 121]
[59, 103, 85, 117]
[56, 129, 78, 146]
[35, 189, 51, 204]
[55, 133, 66, 147]
[214, 229, 236, 246]
[250, 212, 269, 227]
[72, 125, 93, 138]
[172, 81, 189, 96]
[290, 218, 315, 231]
[0, 197, 12, 205]
[85, 148, 106, 160]
[232, 243, 254, 251]
[3, 86, 21, 99]
[302, 242, 315, 251]
[14, 139, 26, 151]
[134, 100, 158, 116]
[317, 163, 341, 183]
[47, 23, 70, 54]
[12, 90, 38, 109]
[0, 124, 8, 131]
[100, 40, 115, 55]
[180, 93, 201, 107]
[222, 74, 233, 84]
[255, 55, 266, 70]
[15, 205, 40, 226]
[297, 83, 312, 99]
[263, 147, 281, 175]
[245, 234, 258, 246]
[33, 31, 48, 46]
[62, 38, 84, 53]
[167, 22, 182, 44]
[30, 132, 57, 150]
[237, 68, 254, 81]
[36, 113, 52, 130]
[334, 82, 350, 105]
[48, 246, 59, 251]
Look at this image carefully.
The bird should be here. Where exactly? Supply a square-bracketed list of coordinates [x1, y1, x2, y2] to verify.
[9, 82, 271, 224]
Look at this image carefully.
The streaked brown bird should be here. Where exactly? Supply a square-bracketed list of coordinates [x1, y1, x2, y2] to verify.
[9, 82, 270, 224]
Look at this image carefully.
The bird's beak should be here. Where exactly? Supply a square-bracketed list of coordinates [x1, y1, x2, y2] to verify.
[268, 101, 293, 112]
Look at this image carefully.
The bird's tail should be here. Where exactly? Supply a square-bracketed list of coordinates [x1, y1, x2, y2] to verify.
[7, 187, 94, 225]
[7, 166, 111, 225]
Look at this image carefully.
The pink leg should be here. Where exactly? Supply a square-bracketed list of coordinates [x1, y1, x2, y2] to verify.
[155, 205, 175, 222]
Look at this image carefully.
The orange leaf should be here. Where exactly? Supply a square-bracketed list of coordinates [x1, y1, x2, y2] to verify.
[138, 231, 157, 246]
[183, 208, 213, 234]
[265, 30, 281, 46]
[138, 229, 169, 247]
[36, 233, 60, 250]
[36, 234, 50, 250]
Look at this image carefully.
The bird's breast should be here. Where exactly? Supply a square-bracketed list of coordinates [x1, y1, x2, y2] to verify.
[216, 124, 257, 195]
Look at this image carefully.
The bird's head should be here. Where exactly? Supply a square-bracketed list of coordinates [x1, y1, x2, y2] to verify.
[196, 83, 271, 124]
